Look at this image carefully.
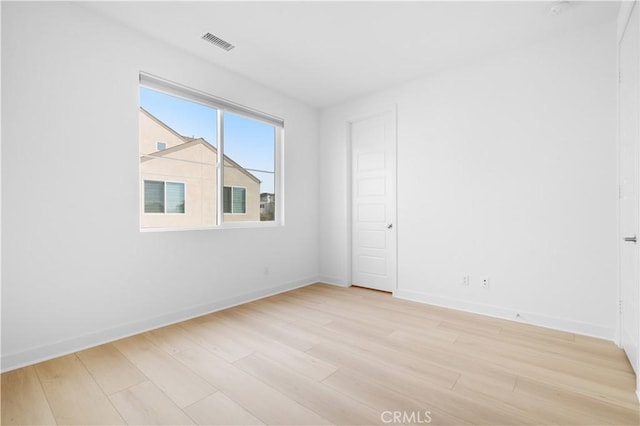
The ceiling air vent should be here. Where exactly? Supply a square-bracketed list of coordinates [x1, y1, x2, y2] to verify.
[201, 33, 235, 51]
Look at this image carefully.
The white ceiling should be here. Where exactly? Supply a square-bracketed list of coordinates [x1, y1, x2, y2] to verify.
[83, 1, 620, 108]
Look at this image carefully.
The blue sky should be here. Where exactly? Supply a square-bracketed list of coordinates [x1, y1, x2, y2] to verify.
[140, 87, 276, 193]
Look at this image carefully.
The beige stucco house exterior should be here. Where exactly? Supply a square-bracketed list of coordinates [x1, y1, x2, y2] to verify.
[139, 108, 260, 228]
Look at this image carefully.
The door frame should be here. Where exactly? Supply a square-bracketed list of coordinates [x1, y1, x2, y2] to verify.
[346, 105, 399, 293]
[617, 0, 639, 348]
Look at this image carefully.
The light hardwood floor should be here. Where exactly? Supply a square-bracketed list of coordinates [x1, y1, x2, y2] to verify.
[2, 283, 639, 425]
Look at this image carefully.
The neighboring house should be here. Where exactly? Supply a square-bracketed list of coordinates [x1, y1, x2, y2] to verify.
[139, 108, 260, 227]
[260, 192, 276, 221]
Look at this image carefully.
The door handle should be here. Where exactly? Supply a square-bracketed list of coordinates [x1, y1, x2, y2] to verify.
[624, 235, 637, 243]
[387, 224, 393, 229]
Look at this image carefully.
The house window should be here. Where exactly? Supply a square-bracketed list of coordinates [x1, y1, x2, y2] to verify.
[144, 180, 164, 213]
[144, 180, 185, 214]
[223, 186, 246, 214]
[139, 72, 283, 230]
[166, 182, 185, 213]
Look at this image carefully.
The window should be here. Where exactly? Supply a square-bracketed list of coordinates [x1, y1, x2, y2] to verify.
[144, 180, 185, 214]
[223, 112, 276, 222]
[223, 186, 246, 214]
[144, 180, 164, 213]
[166, 182, 185, 213]
[139, 73, 283, 230]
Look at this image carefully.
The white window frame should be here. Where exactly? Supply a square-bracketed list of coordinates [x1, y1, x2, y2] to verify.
[139, 72, 284, 232]
[156, 141, 167, 151]
[143, 179, 186, 215]
[223, 185, 248, 215]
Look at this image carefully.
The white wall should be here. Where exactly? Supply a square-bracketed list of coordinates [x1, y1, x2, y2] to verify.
[320, 21, 618, 339]
[1, 2, 319, 371]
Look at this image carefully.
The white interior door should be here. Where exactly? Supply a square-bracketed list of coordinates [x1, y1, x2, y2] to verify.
[351, 110, 397, 292]
[619, 2, 640, 378]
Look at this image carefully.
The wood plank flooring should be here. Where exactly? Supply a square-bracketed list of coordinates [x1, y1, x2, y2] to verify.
[2, 283, 638, 425]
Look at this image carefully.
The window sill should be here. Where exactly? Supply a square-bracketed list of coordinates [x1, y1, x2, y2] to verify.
[139, 221, 282, 233]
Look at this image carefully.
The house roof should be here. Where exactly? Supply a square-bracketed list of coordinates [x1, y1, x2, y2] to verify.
[140, 106, 185, 141]
[140, 108, 261, 184]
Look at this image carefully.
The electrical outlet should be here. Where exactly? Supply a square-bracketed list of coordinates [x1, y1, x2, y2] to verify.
[461, 275, 469, 286]
[480, 276, 490, 289]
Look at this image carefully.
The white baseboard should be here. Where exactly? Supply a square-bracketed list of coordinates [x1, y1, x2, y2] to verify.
[317, 275, 350, 287]
[393, 289, 615, 342]
[1, 277, 317, 373]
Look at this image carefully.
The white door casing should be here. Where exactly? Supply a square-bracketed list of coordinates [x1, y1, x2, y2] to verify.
[350, 110, 397, 292]
[619, 1, 640, 379]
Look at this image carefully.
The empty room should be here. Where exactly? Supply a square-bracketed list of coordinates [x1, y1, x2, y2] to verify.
[2, 1, 640, 425]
